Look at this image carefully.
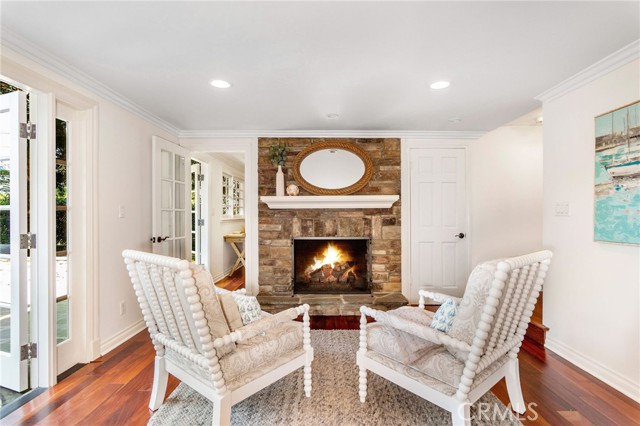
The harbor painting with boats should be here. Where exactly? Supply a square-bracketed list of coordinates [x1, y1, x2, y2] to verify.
[594, 101, 640, 244]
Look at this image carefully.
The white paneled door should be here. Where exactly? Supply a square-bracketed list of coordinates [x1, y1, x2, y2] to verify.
[0, 92, 29, 391]
[409, 148, 469, 302]
[152, 136, 191, 259]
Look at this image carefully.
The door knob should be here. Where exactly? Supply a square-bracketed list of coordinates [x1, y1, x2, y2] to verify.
[150, 236, 170, 243]
[454, 233, 465, 239]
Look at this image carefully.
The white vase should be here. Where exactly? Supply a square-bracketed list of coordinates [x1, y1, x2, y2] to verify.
[276, 165, 285, 196]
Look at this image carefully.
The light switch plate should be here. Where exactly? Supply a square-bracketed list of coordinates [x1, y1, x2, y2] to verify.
[555, 203, 571, 216]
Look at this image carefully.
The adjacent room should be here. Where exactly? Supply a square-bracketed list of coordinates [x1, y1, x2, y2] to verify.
[0, 2, 638, 425]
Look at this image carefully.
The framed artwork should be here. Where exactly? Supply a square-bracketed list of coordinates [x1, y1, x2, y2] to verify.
[594, 101, 640, 244]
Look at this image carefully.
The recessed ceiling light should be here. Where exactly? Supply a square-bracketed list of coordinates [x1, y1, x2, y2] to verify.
[210, 79, 231, 89]
[430, 81, 451, 90]
[536, 116, 544, 124]
[326, 113, 340, 119]
[448, 117, 463, 123]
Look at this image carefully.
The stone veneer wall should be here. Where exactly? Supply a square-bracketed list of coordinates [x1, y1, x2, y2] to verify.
[258, 138, 401, 296]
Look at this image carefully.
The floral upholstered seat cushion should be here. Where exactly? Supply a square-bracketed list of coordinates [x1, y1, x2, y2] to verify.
[367, 320, 465, 388]
[446, 259, 502, 361]
[220, 321, 303, 382]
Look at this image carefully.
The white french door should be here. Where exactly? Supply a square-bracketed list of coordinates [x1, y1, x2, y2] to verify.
[191, 161, 204, 264]
[54, 102, 84, 375]
[152, 136, 190, 258]
[409, 148, 469, 302]
[0, 91, 29, 391]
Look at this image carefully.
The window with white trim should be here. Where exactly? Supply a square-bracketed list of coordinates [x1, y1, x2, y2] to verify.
[222, 173, 244, 218]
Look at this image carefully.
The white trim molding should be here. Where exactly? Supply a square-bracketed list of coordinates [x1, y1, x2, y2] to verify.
[261, 195, 399, 209]
[1, 29, 180, 136]
[100, 319, 146, 356]
[546, 336, 640, 403]
[179, 130, 487, 140]
[536, 39, 640, 103]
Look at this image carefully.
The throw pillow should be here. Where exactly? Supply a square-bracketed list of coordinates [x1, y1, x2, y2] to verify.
[218, 293, 244, 331]
[429, 298, 458, 332]
[231, 294, 263, 325]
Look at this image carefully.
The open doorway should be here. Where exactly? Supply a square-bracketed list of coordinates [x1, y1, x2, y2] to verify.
[192, 152, 245, 292]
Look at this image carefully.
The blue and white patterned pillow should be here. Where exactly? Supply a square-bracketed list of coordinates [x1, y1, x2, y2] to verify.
[231, 294, 262, 325]
[430, 298, 459, 333]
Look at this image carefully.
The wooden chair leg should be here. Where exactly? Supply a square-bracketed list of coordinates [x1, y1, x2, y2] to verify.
[149, 356, 169, 411]
[505, 358, 526, 414]
[212, 392, 232, 426]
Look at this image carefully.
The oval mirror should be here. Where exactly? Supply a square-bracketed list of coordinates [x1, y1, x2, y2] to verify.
[292, 141, 373, 195]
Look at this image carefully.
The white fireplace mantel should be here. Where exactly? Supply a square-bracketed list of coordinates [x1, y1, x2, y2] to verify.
[260, 195, 399, 209]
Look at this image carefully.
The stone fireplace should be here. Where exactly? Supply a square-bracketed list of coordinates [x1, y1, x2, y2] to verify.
[257, 138, 408, 315]
[293, 237, 371, 294]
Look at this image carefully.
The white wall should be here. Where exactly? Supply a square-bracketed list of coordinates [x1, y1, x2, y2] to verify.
[469, 123, 543, 265]
[0, 47, 179, 356]
[97, 102, 176, 349]
[542, 59, 640, 401]
[205, 154, 245, 281]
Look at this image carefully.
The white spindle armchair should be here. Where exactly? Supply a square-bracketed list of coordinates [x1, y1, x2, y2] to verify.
[123, 250, 313, 426]
[357, 250, 552, 426]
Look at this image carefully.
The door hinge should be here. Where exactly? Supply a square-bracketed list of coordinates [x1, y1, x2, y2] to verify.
[19, 122, 36, 139]
[197, 174, 205, 182]
[20, 232, 36, 249]
[20, 342, 37, 360]
[197, 219, 205, 226]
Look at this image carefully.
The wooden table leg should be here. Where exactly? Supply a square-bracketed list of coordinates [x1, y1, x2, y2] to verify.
[228, 242, 245, 277]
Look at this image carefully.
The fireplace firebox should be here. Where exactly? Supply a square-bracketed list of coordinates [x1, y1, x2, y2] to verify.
[292, 237, 371, 294]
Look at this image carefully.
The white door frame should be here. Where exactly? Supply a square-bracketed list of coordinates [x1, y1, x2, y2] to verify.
[1, 68, 99, 386]
[179, 138, 258, 296]
[401, 138, 472, 301]
[190, 155, 211, 271]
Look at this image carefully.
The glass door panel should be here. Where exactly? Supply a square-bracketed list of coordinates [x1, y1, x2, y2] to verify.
[55, 118, 69, 345]
[152, 137, 190, 259]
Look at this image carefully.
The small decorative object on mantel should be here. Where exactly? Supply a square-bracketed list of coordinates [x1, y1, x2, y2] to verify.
[269, 142, 287, 196]
[594, 100, 640, 245]
[286, 184, 300, 196]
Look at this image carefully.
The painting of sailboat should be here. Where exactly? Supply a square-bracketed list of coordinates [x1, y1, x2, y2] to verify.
[594, 101, 640, 244]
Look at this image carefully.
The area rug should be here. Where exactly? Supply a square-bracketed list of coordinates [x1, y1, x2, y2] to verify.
[149, 330, 521, 426]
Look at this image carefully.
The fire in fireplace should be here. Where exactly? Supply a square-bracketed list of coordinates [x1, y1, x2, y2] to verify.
[292, 237, 370, 294]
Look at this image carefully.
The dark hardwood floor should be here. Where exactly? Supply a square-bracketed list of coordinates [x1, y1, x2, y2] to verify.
[215, 267, 245, 292]
[5, 291, 638, 425]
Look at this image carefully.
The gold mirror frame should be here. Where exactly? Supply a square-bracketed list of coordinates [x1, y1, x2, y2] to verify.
[292, 141, 374, 195]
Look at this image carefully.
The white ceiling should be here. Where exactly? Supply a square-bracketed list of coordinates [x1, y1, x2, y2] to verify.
[1, 1, 638, 132]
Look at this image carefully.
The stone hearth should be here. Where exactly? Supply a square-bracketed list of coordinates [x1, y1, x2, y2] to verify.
[257, 138, 408, 314]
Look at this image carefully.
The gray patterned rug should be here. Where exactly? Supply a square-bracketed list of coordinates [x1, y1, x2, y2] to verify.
[149, 330, 521, 426]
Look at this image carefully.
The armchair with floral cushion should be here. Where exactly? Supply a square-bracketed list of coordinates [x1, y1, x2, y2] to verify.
[357, 251, 552, 426]
[123, 250, 313, 426]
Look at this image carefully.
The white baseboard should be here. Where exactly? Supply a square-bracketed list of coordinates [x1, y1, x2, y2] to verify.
[213, 266, 234, 283]
[546, 336, 640, 403]
[99, 319, 146, 356]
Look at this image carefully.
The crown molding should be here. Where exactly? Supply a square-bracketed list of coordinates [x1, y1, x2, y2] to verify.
[1, 29, 180, 136]
[535, 39, 640, 104]
[178, 130, 486, 140]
